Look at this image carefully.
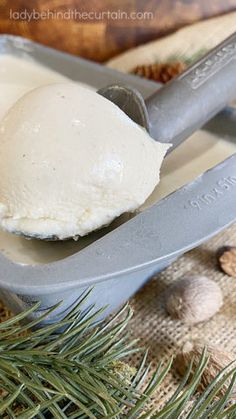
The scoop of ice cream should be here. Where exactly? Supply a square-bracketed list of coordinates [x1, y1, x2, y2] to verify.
[0, 83, 169, 240]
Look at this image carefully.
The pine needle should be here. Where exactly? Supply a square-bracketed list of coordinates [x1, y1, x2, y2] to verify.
[0, 290, 236, 418]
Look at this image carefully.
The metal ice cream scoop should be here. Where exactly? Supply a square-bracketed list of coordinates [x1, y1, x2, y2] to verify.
[98, 32, 236, 152]
[15, 32, 236, 240]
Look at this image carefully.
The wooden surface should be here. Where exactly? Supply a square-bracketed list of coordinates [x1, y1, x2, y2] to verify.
[0, 0, 236, 62]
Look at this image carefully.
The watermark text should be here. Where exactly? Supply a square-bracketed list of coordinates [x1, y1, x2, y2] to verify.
[9, 8, 156, 22]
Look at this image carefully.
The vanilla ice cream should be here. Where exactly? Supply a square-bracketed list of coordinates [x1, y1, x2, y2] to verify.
[0, 83, 169, 240]
[0, 55, 70, 121]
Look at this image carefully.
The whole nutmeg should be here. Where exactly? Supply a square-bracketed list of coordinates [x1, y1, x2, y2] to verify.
[218, 246, 236, 278]
[175, 340, 236, 398]
[164, 276, 223, 325]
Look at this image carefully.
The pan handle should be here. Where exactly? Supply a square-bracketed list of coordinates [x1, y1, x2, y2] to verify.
[146, 32, 236, 150]
[2, 154, 236, 292]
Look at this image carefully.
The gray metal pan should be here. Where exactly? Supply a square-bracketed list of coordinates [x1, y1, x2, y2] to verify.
[0, 35, 236, 324]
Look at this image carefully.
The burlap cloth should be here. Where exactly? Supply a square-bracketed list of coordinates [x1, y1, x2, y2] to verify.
[0, 12, 236, 415]
[127, 223, 236, 411]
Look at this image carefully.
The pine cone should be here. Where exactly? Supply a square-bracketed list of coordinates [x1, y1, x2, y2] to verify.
[132, 61, 187, 84]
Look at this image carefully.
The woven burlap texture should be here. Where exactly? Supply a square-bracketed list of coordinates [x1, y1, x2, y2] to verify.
[126, 223, 236, 411]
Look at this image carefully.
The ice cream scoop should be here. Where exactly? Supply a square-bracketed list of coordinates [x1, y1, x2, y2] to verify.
[0, 83, 169, 240]
[99, 32, 236, 151]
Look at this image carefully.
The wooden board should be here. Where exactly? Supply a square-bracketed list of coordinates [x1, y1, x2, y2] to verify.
[0, 0, 236, 62]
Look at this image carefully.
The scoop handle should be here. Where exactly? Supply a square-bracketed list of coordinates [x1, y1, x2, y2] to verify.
[145, 32, 236, 149]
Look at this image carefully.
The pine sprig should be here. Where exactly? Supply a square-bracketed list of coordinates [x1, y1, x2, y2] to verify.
[0, 290, 235, 418]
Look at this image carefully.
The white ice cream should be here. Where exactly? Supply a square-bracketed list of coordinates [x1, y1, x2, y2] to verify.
[0, 82, 169, 240]
[0, 55, 70, 121]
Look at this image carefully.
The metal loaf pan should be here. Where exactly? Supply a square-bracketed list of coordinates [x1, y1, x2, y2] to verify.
[0, 35, 236, 324]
